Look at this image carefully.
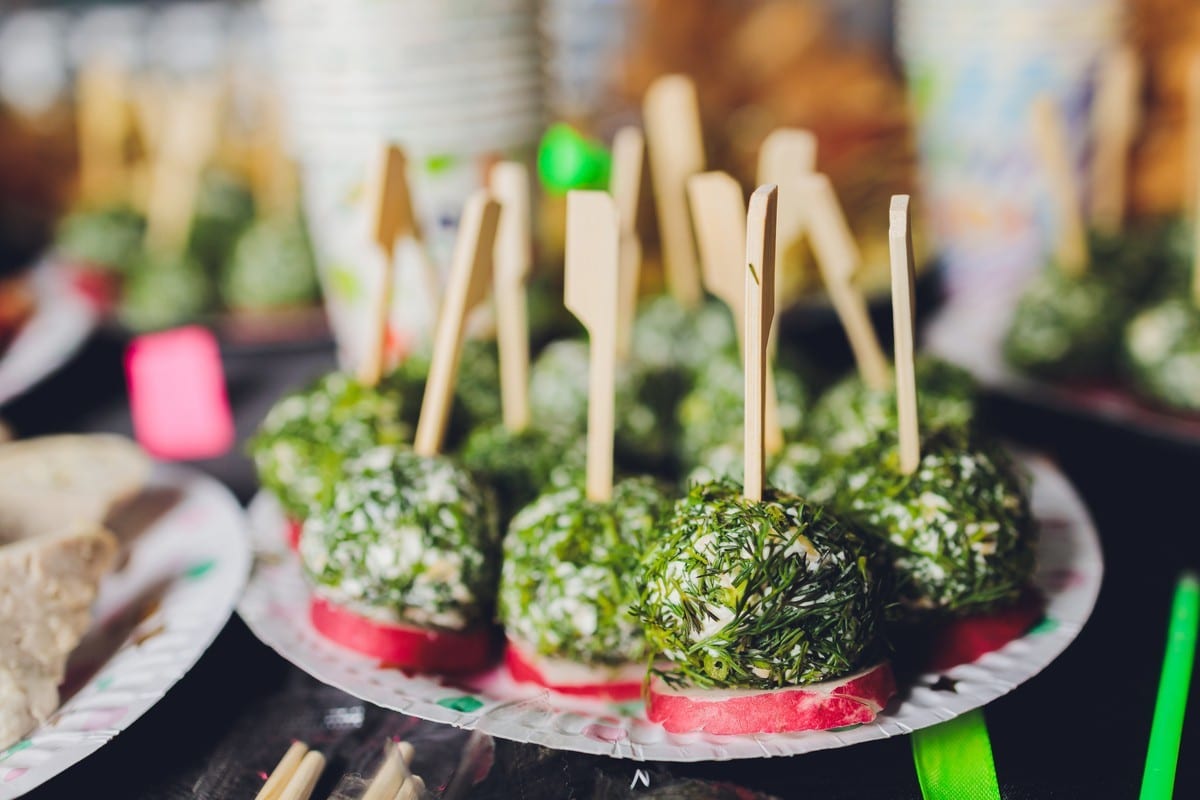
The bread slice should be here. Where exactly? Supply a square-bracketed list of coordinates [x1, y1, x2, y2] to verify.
[0, 526, 117, 749]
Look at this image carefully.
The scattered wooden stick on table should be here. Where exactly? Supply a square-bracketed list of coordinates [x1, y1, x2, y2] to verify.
[743, 185, 778, 502]
[278, 749, 326, 800]
[255, 741, 309, 800]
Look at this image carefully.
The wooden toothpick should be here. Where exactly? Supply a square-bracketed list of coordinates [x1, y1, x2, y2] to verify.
[802, 173, 892, 391]
[756, 128, 817, 255]
[357, 144, 410, 387]
[889, 196, 920, 475]
[255, 741, 308, 800]
[643, 74, 705, 308]
[1088, 47, 1141, 234]
[611, 126, 644, 360]
[565, 191, 621, 502]
[1032, 95, 1089, 277]
[743, 185, 778, 502]
[489, 161, 532, 432]
[278, 750, 325, 800]
[688, 171, 784, 455]
[413, 191, 502, 456]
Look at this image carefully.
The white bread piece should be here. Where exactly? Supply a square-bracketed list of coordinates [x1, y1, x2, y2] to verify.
[0, 435, 150, 541]
[0, 526, 118, 749]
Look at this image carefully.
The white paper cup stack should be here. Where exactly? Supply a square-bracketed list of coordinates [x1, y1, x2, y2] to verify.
[896, 0, 1123, 292]
[264, 0, 543, 367]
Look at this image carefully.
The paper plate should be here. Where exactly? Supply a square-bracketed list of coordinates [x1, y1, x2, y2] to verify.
[238, 455, 1102, 762]
[0, 464, 252, 798]
[924, 272, 1200, 444]
[0, 264, 97, 406]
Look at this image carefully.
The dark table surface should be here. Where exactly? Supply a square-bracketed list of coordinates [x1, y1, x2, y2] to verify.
[4, 330, 1199, 800]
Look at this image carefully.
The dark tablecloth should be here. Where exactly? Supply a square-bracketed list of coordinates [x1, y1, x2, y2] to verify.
[5, 333, 1198, 800]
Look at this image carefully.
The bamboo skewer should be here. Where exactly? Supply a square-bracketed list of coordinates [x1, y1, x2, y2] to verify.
[255, 741, 309, 800]
[644, 74, 705, 308]
[743, 185, 778, 502]
[802, 173, 892, 391]
[1089, 46, 1141, 234]
[756, 128, 817, 260]
[889, 196, 920, 475]
[611, 126, 644, 360]
[490, 161, 533, 432]
[413, 191, 502, 456]
[278, 750, 326, 800]
[688, 171, 784, 455]
[1032, 96, 1089, 277]
[564, 191, 621, 502]
[362, 740, 416, 800]
[359, 144, 410, 386]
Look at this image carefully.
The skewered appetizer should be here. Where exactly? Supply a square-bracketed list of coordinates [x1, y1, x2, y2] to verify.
[808, 356, 976, 455]
[219, 216, 320, 313]
[836, 429, 1036, 617]
[499, 477, 670, 699]
[459, 423, 585, 524]
[1122, 296, 1200, 412]
[633, 481, 893, 734]
[300, 445, 500, 672]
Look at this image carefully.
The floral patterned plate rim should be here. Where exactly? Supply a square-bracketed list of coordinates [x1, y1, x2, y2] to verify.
[0, 464, 251, 798]
[237, 454, 1102, 762]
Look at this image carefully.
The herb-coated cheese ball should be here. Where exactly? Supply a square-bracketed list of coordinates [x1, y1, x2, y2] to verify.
[499, 477, 670, 665]
[118, 250, 212, 332]
[838, 430, 1035, 617]
[54, 206, 144, 272]
[630, 294, 738, 374]
[188, 170, 255, 272]
[634, 481, 886, 690]
[808, 356, 976, 456]
[300, 445, 500, 631]
[219, 217, 320, 311]
[250, 371, 414, 519]
[1003, 265, 1131, 378]
[676, 350, 810, 469]
[459, 423, 584, 524]
[1122, 297, 1200, 412]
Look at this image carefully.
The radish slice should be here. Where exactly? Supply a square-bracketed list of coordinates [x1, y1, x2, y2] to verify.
[647, 662, 896, 734]
[928, 592, 1044, 671]
[309, 596, 494, 674]
[286, 518, 303, 550]
[505, 639, 645, 701]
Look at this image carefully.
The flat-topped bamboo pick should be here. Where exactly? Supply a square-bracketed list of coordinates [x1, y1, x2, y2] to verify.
[688, 171, 784, 455]
[76, 59, 130, 206]
[889, 196, 920, 475]
[643, 74, 705, 308]
[489, 161, 532, 432]
[743, 185, 778, 502]
[255, 741, 308, 800]
[1089, 46, 1141, 234]
[358, 144, 410, 387]
[756, 128, 817, 258]
[1031, 96, 1089, 277]
[413, 191, 502, 456]
[801, 173, 892, 391]
[610, 126, 644, 360]
[564, 191, 621, 502]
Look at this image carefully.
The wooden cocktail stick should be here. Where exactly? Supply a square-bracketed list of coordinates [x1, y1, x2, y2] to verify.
[278, 750, 325, 800]
[1089, 46, 1141, 234]
[143, 82, 220, 255]
[611, 126, 644, 360]
[358, 144, 411, 387]
[395, 775, 426, 800]
[802, 173, 892, 391]
[889, 196, 920, 475]
[413, 191, 501, 456]
[756, 128, 817, 257]
[688, 171, 784, 455]
[643, 74, 705, 308]
[362, 740, 415, 800]
[564, 191, 621, 502]
[1032, 95, 1089, 277]
[489, 161, 532, 432]
[743, 185, 778, 502]
[76, 59, 130, 206]
[255, 741, 309, 800]
[1188, 56, 1200, 308]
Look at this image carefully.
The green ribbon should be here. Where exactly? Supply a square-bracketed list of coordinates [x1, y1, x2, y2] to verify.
[911, 709, 1002, 800]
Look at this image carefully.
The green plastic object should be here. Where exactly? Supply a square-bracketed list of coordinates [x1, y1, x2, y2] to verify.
[537, 123, 611, 194]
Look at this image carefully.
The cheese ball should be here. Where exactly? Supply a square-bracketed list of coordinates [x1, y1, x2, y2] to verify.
[634, 481, 886, 690]
[499, 477, 670, 665]
[188, 170, 255, 272]
[630, 294, 738, 374]
[300, 445, 500, 631]
[1003, 265, 1131, 378]
[54, 205, 144, 272]
[837, 430, 1035, 617]
[1122, 297, 1200, 412]
[249, 371, 415, 519]
[676, 350, 810, 470]
[118, 250, 212, 332]
[219, 216, 320, 312]
[808, 356, 976, 456]
[459, 423, 585, 524]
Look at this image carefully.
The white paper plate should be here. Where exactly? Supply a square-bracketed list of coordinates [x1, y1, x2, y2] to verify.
[238, 455, 1102, 762]
[0, 464, 252, 798]
[0, 264, 97, 406]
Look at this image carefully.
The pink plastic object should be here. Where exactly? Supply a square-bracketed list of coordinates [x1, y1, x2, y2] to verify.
[125, 326, 234, 460]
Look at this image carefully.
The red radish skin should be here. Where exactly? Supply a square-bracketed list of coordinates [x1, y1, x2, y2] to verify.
[928, 592, 1045, 671]
[309, 596, 494, 674]
[647, 662, 896, 735]
[286, 518, 303, 550]
[505, 640, 644, 701]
